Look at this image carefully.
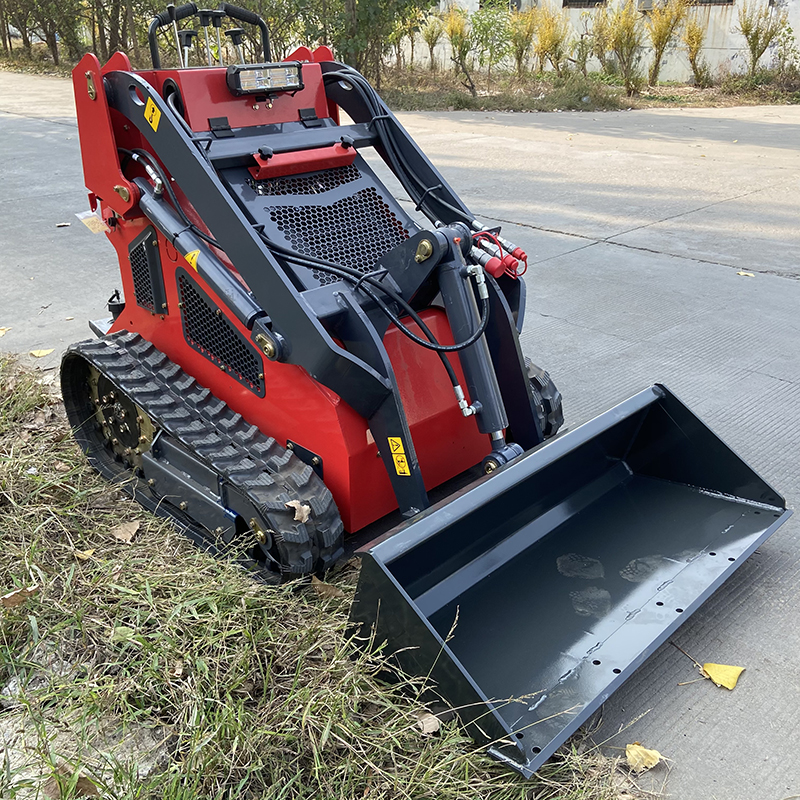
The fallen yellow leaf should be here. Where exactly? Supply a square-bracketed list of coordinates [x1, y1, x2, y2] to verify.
[285, 499, 311, 523]
[625, 742, 664, 773]
[111, 521, 140, 543]
[0, 327, 10, 337]
[73, 548, 95, 561]
[702, 662, 744, 690]
[30, 348, 55, 358]
[311, 575, 345, 599]
[1, 585, 39, 609]
[737, 271, 755, 278]
[172, 659, 185, 679]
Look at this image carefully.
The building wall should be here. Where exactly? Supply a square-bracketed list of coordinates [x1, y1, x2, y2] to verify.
[428, 0, 795, 83]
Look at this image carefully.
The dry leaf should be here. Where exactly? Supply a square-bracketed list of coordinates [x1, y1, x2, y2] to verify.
[73, 548, 95, 561]
[285, 499, 311, 523]
[54, 461, 71, 473]
[111, 521, 140, 543]
[311, 575, 345, 599]
[414, 710, 441, 735]
[1, 585, 39, 609]
[65, 316, 74, 321]
[625, 742, 664, 773]
[172, 659, 184, 679]
[0, 327, 10, 337]
[43, 766, 99, 798]
[702, 662, 744, 690]
[30, 348, 55, 358]
[737, 271, 755, 277]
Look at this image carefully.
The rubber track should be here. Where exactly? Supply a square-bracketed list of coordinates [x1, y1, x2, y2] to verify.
[63, 332, 344, 578]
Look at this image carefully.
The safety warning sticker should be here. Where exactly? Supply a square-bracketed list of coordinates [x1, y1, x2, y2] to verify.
[392, 453, 411, 476]
[144, 97, 161, 132]
[387, 437, 409, 475]
[185, 249, 200, 271]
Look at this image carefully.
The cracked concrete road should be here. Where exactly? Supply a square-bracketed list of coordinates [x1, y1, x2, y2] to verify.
[1, 70, 800, 800]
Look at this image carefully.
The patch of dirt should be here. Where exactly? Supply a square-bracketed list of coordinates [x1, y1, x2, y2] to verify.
[0, 650, 171, 798]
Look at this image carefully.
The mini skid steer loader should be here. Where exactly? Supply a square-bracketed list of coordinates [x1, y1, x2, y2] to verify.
[63, 3, 791, 777]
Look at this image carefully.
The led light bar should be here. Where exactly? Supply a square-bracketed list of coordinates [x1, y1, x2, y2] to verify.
[226, 62, 303, 96]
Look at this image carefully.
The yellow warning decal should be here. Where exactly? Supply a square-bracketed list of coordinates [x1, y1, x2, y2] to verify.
[388, 436, 404, 455]
[144, 97, 161, 132]
[392, 453, 411, 476]
[185, 249, 200, 271]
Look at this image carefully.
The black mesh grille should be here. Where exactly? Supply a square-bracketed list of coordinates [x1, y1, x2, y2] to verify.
[130, 241, 155, 312]
[177, 271, 264, 396]
[249, 164, 361, 197]
[267, 187, 409, 285]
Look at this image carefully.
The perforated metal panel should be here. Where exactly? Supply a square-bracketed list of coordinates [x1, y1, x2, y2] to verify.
[267, 187, 409, 285]
[129, 227, 167, 313]
[249, 164, 361, 197]
[177, 269, 265, 396]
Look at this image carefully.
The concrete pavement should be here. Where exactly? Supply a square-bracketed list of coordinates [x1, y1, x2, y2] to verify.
[1, 70, 799, 799]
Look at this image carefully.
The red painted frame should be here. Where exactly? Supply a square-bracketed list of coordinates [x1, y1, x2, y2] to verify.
[72, 50, 490, 533]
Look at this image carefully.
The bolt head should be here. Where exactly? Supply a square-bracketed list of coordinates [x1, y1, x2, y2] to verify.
[311, 456, 321, 466]
[484, 459, 499, 475]
[179, 501, 188, 511]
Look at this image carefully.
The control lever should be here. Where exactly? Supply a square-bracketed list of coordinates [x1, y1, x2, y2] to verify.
[225, 27, 245, 65]
[197, 9, 214, 65]
[178, 29, 198, 67]
[166, 3, 184, 67]
[210, 10, 225, 64]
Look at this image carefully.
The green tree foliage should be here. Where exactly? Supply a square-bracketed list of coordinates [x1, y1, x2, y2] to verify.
[471, 0, 510, 87]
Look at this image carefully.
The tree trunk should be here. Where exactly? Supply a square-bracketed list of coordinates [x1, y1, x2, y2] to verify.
[95, 0, 109, 62]
[428, 42, 435, 72]
[46, 29, 58, 64]
[0, 0, 8, 54]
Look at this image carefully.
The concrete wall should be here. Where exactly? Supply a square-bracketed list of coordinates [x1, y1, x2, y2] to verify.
[421, 0, 796, 83]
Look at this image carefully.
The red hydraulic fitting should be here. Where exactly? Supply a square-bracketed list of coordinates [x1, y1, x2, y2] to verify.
[484, 256, 505, 278]
[501, 254, 519, 273]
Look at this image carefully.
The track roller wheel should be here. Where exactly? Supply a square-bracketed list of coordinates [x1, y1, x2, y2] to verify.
[525, 358, 564, 439]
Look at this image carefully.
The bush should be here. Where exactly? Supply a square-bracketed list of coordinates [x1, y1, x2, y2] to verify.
[509, 8, 538, 76]
[608, 0, 646, 95]
[443, 5, 476, 96]
[533, 5, 572, 76]
[645, 0, 690, 85]
[736, 1, 788, 79]
[421, 12, 445, 72]
[471, 0, 512, 87]
[682, 15, 712, 88]
[592, 5, 615, 73]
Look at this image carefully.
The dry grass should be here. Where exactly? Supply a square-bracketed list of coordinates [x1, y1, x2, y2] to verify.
[0, 356, 646, 799]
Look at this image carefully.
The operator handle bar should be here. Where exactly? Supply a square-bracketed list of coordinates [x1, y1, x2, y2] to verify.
[148, 2, 270, 70]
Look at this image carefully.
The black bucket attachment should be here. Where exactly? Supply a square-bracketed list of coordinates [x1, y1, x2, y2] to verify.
[350, 385, 791, 777]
